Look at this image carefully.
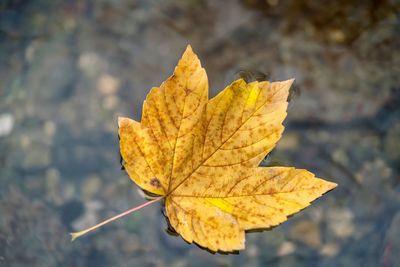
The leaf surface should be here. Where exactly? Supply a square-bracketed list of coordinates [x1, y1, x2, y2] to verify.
[119, 45, 337, 252]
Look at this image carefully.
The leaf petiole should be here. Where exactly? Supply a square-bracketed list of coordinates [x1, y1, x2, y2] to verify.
[70, 196, 163, 241]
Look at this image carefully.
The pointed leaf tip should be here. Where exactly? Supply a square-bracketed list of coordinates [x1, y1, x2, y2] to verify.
[282, 78, 295, 87]
[118, 116, 128, 128]
[182, 44, 196, 59]
[327, 180, 338, 190]
[186, 44, 193, 51]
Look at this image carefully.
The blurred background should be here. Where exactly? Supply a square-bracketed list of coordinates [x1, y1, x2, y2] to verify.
[1, 0, 400, 266]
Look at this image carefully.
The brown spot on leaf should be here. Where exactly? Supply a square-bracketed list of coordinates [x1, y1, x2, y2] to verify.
[150, 177, 161, 188]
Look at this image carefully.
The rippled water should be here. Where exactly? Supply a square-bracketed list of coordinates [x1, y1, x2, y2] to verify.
[1, 1, 399, 266]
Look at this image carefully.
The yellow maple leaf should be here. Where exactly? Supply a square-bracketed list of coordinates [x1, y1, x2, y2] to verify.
[71, 45, 337, 252]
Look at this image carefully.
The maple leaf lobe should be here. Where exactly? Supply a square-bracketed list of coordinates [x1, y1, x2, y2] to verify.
[119, 45, 337, 252]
